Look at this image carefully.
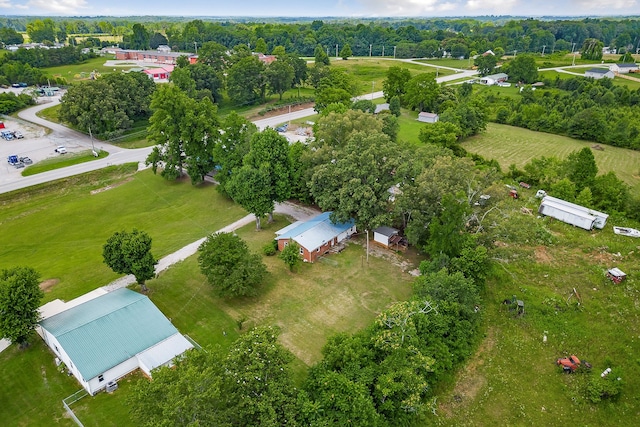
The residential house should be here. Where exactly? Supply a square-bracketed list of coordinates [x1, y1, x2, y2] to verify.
[274, 212, 356, 263]
[38, 288, 193, 395]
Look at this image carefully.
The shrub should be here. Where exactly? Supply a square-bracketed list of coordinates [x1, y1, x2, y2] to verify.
[263, 240, 278, 256]
[585, 375, 622, 403]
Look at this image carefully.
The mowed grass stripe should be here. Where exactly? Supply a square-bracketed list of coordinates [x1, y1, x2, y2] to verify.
[463, 123, 640, 194]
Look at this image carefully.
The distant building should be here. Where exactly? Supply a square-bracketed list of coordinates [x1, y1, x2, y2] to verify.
[479, 72, 508, 85]
[156, 45, 171, 53]
[115, 49, 197, 65]
[585, 68, 614, 79]
[374, 103, 390, 114]
[143, 65, 175, 80]
[256, 53, 277, 65]
[418, 112, 439, 123]
[610, 63, 638, 74]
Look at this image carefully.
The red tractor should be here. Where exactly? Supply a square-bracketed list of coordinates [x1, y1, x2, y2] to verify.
[556, 355, 591, 373]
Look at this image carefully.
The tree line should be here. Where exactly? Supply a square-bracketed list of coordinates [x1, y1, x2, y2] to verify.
[490, 74, 640, 150]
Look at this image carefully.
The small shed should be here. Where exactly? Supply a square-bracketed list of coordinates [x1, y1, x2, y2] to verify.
[607, 268, 626, 284]
[374, 103, 390, 114]
[418, 112, 439, 123]
[373, 226, 407, 251]
[585, 68, 614, 79]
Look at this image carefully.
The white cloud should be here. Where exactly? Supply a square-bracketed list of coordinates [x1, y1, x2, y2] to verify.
[571, 0, 637, 10]
[26, 0, 87, 14]
[466, 0, 518, 11]
[0, 1, 13, 8]
[354, 0, 460, 16]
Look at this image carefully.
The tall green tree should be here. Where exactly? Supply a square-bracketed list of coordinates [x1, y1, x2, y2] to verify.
[128, 23, 150, 50]
[103, 229, 157, 292]
[146, 84, 220, 184]
[581, 38, 604, 61]
[403, 73, 439, 111]
[382, 66, 411, 102]
[314, 44, 330, 65]
[503, 54, 538, 83]
[564, 147, 598, 192]
[266, 60, 295, 100]
[26, 19, 56, 43]
[0, 266, 43, 347]
[234, 128, 292, 224]
[0, 27, 24, 45]
[214, 112, 257, 194]
[309, 130, 399, 231]
[427, 192, 472, 258]
[197, 232, 266, 297]
[279, 240, 302, 272]
[339, 43, 353, 60]
[227, 55, 267, 105]
[149, 32, 168, 49]
[474, 54, 498, 76]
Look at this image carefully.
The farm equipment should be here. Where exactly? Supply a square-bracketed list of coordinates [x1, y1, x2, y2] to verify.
[556, 355, 591, 373]
[503, 295, 525, 316]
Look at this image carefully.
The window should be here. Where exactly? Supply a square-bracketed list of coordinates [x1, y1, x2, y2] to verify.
[98, 374, 104, 382]
[299, 247, 304, 255]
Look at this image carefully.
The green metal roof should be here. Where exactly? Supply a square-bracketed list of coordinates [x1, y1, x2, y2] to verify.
[40, 288, 179, 381]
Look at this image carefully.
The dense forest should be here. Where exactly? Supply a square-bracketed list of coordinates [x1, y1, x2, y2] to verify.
[1, 16, 639, 57]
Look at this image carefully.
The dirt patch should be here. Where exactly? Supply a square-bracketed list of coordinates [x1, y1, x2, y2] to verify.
[534, 246, 553, 264]
[90, 177, 134, 195]
[439, 328, 496, 417]
[39, 279, 59, 292]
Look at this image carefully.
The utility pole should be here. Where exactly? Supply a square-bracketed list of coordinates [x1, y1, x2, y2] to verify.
[393, 45, 396, 59]
[514, 49, 517, 57]
[369, 44, 372, 57]
[542, 45, 546, 56]
[88, 126, 97, 157]
[571, 42, 576, 54]
[336, 44, 338, 58]
[382, 45, 384, 57]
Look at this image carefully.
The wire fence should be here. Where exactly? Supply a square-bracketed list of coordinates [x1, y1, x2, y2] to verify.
[62, 389, 89, 427]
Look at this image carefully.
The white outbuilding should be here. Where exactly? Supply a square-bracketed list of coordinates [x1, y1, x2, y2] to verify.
[38, 288, 193, 395]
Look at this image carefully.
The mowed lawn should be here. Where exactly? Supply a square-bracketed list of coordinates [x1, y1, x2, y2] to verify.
[0, 165, 247, 303]
[463, 123, 640, 194]
[42, 56, 137, 82]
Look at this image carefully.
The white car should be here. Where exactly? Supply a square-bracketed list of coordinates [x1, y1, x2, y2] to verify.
[55, 145, 67, 154]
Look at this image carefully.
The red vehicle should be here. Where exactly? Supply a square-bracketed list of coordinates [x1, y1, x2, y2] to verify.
[557, 355, 590, 373]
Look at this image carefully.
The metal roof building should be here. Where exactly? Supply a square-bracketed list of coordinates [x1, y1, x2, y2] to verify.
[39, 288, 193, 395]
[275, 212, 356, 263]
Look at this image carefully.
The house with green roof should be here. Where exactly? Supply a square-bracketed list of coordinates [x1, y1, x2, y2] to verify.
[38, 288, 193, 395]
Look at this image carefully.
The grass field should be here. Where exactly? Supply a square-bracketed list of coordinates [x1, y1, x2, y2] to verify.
[0, 166, 247, 303]
[41, 56, 136, 82]
[22, 150, 109, 176]
[0, 170, 415, 426]
[463, 123, 640, 195]
[427, 205, 640, 426]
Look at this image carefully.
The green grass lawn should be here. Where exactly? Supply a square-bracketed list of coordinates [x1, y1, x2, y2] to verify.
[462, 123, 640, 195]
[0, 166, 247, 303]
[429, 211, 640, 426]
[42, 56, 136, 82]
[22, 150, 109, 176]
[415, 58, 474, 70]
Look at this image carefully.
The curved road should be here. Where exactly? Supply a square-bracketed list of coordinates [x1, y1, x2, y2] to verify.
[0, 62, 479, 194]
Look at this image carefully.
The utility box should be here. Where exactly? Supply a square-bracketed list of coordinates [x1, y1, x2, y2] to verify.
[106, 381, 118, 393]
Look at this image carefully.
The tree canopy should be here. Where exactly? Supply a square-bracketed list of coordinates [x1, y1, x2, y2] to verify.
[103, 229, 157, 292]
[0, 266, 43, 347]
[197, 232, 267, 297]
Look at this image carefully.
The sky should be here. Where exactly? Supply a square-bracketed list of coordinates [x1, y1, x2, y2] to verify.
[0, 0, 638, 18]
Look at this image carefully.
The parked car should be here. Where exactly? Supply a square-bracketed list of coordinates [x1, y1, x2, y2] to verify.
[7, 154, 19, 165]
[19, 156, 32, 165]
[55, 145, 67, 154]
[14, 161, 25, 168]
[275, 123, 288, 133]
[1, 130, 14, 140]
[13, 131, 23, 139]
